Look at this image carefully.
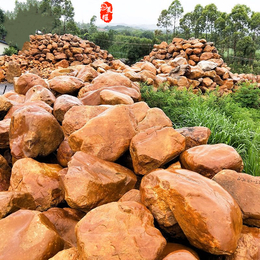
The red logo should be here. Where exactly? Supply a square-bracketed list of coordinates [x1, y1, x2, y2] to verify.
[100, 2, 113, 23]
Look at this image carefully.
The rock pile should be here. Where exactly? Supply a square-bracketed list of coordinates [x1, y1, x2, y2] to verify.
[1, 64, 260, 259]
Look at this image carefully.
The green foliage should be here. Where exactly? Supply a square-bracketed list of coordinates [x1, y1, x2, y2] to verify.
[141, 85, 260, 176]
[3, 46, 18, 55]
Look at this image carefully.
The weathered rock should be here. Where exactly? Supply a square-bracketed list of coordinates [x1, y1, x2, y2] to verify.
[0, 96, 12, 120]
[226, 226, 260, 260]
[0, 118, 11, 149]
[43, 207, 85, 248]
[9, 158, 64, 211]
[130, 127, 186, 175]
[200, 52, 214, 61]
[160, 243, 200, 260]
[137, 107, 172, 132]
[60, 151, 137, 211]
[53, 94, 83, 122]
[24, 85, 56, 106]
[119, 189, 142, 203]
[0, 191, 36, 219]
[6, 61, 21, 83]
[76, 201, 166, 259]
[57, 138, 74, 167]
[49, 67, 78, 79]
[129, 101, 150, 123]
[3, 91, 25, 104]
[180, 144, 243, 178]
[48, 76, 84, 94]
[76, 65, 98, 82]
[0, 210, 64, 259]
[14, 73, 48, 95]
[176, 126, 211, 149]
[213, 170, 260, 227]
[9, 105, 64, 160]
[49, 247, 80, 260]
[62, 105, 110, 137]
[69, 105, 137, 161]
[0, 69, 5, 82]
[140, 169, 243, 255]
[100, 89, 134, 105]
[197, 60, 218, 71]
[0, 155, 11, 191]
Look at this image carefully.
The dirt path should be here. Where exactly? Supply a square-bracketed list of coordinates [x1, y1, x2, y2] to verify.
[0, 82, 14, 95]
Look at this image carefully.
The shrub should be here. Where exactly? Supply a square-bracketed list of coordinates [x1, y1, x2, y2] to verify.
[3, 46, 18, 56]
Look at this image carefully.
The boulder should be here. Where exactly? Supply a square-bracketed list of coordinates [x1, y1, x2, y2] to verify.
[137, 107, 172, 132]
[62, 105, 110, 137]
[180, 144, 243, 178]
[48, 76, 84, 94]
[53, 94, 83, 122]
[129, 101, 150, 123]
[6, 61, 21, 83]
[43, 207, 85, 248]
[0, 118, 11, 149]
[76, 201, 166, 259]
[60, 151, 137, 211]
[197, 60, 218, 71]
[0, 191, 36, 219]
[213, 170, 260, 227]
[119, 189, 142, 203]
[226, 226, 260, 260]
[56, 138, 74, 167]
[0, 96, 12, 120]
[76, 65, 98, 82]
[69, 105, 137, 161]
[140, 169, 243, 255]
[0, 155, 11, 191]
[9, 158, 64, 211]
[176, 126, 211, 149]
[24, 85, 56, 106]
[3, 91, 25, 104]
[0, 210, 64, 259]
[49, 68, 78, 79]
[9, 105, 64, 160]
[130, 127, 186, 175]
[100, 89, 134, 105]
[14, 73, 48, 95]
[49, 247, 80, 260]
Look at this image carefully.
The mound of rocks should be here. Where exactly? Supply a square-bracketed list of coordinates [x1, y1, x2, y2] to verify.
[1, 38, 260, 260]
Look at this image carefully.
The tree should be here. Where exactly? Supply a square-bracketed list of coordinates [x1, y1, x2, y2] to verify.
[0, 8, 7, 40]
[250, 12, 260, 41]
[237, 36, 256, 65]
[157, 9, 172, 42]
[168, 0, 183, 36]
[180, 12, 193, 39]
[193, 4, 204, 38]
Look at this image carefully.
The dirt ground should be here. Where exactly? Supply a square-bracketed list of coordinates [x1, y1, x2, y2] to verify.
[0, 82, 14, 95]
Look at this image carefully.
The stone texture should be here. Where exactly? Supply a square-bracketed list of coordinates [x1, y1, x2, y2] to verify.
[24, 85, 56, 106]
[0, 210, 64, 260]
[62, 105, 110, 137]
[49, 247, 80, 260]
[137, 107, 172, 132]
[176, 126, 211, 149]
[56, 138, 74, 167]
[100, 89, 134, 105]
[48, 76, 84, 94]
[9, 158, 64, 211]
[0, 191, 36, 219]
[76, 201, 166, 260]
[53, 94, 83, 122]
[140, 169, 243, 255]
[130, 127, 185, 175]
[0, 118, 11, 149]
[60, 151, 137, 211]
[43, 207, 85, 248]
[76, 65, 98, 82]
[49, 67, 78, 79]
[0, 96, 12, 120]
[14, 73, 48, 95]
[226, 225, 260, 260]
[213, 170, 260, 227]
[0, 155, 11, 191]
[119, 189, 142, 203]
[9, 105, 64, 160]
[6, 61, 21, 83]
[69, 105, 137, 161]
[129, 101, 150, 123]
[180, 144, 243, 178]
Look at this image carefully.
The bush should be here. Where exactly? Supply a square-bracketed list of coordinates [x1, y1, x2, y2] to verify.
[3, 46, 18, 56]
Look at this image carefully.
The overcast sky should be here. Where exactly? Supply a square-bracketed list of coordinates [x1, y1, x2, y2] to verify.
[1, 0, 260, 26]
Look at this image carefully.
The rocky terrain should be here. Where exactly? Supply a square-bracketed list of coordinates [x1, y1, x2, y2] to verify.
[1, 34, 260, 259]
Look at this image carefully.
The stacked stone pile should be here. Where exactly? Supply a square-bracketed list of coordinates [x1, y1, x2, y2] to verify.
[1, 66, 260, 259]
[0, 33, 113, 82]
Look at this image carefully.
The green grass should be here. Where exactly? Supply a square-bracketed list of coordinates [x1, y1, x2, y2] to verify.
[141, 85, 260, 176]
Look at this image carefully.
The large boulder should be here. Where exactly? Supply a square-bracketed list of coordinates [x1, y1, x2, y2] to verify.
[49, 247, 80, 260]
[0, 155, 11, 191]
[180, 144, 243, 178]
[9, 158, 64, 211]
[56, 138, 74, 167]
[130, 127, 186, 175]
[0, 96, 12, 120]
[100, 89, 134, 105]
[213, 170, 260, 227]
[76, 201, 166, 259]
[69, 105, 137, 161]
[6, 61, 21, 83]
[60, 151, 137, 211]
[9, 105, 64, 160]
[76, 65, 98, 82]
[14, 73, 48, 95]
[0, 210, 64, 260]
[48, 76, 84, 94]
[140, 169, 243, 255]
[0, 118, 11, 149]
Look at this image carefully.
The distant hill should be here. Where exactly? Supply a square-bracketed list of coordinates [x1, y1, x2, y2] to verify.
[98, 24, 157, 31]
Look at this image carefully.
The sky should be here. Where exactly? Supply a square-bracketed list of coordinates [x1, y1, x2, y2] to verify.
[1, 0, 260, 27]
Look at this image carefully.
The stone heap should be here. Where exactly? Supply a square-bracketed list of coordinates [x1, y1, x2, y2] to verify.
[0, 33, 113, 82]
[1, 65, 260, 259]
